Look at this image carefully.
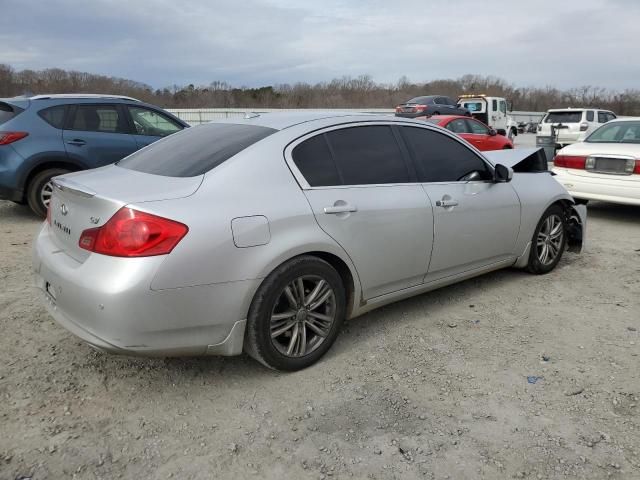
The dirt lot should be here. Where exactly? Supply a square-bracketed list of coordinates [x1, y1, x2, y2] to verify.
[1, 195, 639, 480]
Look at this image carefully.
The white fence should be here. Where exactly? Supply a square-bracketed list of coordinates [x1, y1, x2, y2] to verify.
[167, 108, 545, 126]
[167, 108, 394, 125]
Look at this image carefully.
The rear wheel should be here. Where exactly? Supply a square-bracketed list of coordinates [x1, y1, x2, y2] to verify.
[526, 205, 567, 274]
[26, 168, 70, 217]
[244, 255, 346, 371]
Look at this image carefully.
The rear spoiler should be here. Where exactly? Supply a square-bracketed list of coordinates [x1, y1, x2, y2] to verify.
[483, 147, 548, 172]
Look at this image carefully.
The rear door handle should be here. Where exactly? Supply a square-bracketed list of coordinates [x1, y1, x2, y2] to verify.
[436, 199, 459, 208]
[66, 139, 86, 146]
[324, 204, 357, 214]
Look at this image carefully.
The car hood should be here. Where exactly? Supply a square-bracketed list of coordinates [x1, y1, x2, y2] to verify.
[484, 148, 548, 172]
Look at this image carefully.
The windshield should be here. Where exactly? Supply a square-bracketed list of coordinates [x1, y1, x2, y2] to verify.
[586, 121, 640, 143]
[544, 111, 582, 123]
[118, 123, 277, 177]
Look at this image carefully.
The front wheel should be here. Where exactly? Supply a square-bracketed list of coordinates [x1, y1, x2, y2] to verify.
[526, 205, 567, 274]
[27, 168, 71, 217]
[244, 256, 346, 371]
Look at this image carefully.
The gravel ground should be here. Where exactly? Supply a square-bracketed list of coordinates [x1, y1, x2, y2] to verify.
[1, 177, 639, 479]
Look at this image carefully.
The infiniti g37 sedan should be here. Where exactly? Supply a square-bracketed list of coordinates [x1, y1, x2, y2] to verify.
[33, 112, 586, 371]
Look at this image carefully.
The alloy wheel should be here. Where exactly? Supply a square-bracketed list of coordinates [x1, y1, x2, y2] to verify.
[40, 181, 54, 209]
[270, 275, 337, 358]
[536, 214, 564, 265]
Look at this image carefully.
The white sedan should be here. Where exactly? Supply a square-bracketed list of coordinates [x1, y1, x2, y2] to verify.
[552, 118, 640, 205]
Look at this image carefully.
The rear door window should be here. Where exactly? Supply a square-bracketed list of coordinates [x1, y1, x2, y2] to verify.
[586, 111, 595, 122]
[292, 134, 341, 187]
[598, 112, 609, 123]
[118, 123, 276, 177]
[400, 126, 491, 182]
[38, 105, 66, 129]
[128, 106, 184, 137]
[69, 105, 128, 133]
[324, 126, 409, 185]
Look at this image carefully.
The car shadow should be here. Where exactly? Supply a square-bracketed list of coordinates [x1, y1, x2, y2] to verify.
[99, 267, 530, 383]
[0, 200, 40, 222]
[586, 201, 640, 224]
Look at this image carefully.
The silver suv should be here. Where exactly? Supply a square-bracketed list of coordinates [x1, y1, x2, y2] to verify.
[537, 108, 616, 148]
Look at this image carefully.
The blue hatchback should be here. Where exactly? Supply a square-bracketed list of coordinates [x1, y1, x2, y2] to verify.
[0, 94, 189, 216]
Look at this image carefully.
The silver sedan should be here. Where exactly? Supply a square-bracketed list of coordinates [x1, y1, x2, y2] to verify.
[32, 113, 586, 370]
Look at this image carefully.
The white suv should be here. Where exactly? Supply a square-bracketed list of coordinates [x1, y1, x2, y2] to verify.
[537, 108, 616, 148]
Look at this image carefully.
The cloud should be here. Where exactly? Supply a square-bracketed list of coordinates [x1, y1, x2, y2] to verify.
[0, 0, 638, 89]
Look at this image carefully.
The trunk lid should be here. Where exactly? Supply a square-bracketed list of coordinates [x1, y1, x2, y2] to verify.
[48, 165, 202, 262]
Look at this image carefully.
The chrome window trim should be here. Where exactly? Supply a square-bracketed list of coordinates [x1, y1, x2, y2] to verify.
[283, 120, 494, 191]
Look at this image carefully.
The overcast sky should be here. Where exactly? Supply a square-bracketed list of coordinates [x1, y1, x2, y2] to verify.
[1, 0, 638, 90]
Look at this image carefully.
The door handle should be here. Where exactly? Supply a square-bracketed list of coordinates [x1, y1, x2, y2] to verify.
[436, 199, 459, 208]
[66, 139, 86, 146]
[324, 204, 357, 214]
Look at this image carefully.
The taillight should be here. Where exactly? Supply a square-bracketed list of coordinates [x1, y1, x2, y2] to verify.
[634, 160, 640, 174]
[79, 207, 188, 257]
[0, 131, 28, 145]
[414, 104, 427, 112]
[554, 155, 587, 169]
[579, 122, 589, 131]
[395, 106, 401, 112]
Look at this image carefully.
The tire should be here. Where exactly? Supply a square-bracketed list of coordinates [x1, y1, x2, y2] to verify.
[244, 255, 346, 371]
[26, 168, 70, 218]
[526, 205, 567, 274]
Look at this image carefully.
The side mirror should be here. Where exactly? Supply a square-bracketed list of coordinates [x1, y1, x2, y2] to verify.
[496, 128, 507, 136]
[488, 128, 497, 136]
[494, 163, 513, 183]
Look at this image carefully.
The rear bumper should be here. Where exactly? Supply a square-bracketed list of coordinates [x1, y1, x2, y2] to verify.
[395, 112, 423, 118]
[552, 168, 640, 206]
[32, 223, 258, 356]
[0, 145, 26, 201]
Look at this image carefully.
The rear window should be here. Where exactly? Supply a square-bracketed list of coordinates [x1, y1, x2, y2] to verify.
[0, 102, 23, 126]
[461, 102, 483, 112]
[407, 96, 433, 104]
[586, 121, 640, 144]
[118, 123, 276, 177]
[544, 111, 583, 123]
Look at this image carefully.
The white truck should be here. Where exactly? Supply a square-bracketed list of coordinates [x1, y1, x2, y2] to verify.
[456, 94, 518, 139]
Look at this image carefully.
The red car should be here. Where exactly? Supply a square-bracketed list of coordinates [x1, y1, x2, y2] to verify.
[418, 115, 513, 151]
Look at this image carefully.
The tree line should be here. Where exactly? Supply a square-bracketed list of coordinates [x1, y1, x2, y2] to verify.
[1, 64, 639, 114]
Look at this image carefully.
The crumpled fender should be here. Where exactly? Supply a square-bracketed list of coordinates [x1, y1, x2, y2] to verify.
[567, 203, 586, 252]
[484, 147, 548, 172]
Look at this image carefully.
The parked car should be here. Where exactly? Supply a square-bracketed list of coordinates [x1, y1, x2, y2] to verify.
[395, 95, 470, 118]
[33, 113, 585, 371]
[0, 94, 189, 216]
[419, 115, 513, 151]
[537, 108, 616, 149]
[552, 118, 640, 205]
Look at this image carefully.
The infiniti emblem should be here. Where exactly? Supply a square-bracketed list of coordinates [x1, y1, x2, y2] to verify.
[60, 204, 68, 216]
